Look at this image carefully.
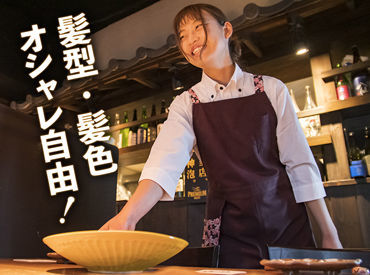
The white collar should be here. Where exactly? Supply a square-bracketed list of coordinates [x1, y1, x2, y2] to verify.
[194, 64, 245, 99]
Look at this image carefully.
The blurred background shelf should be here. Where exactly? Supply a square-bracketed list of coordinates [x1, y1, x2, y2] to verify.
[118, 142, 154, 167]
[110, 113, 167, 132]
[297, 93, 370, 118]
[307, 135, 332, 147]
[321, 60, 370, 83]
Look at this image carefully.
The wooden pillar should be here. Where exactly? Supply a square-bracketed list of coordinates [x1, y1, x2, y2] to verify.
[310, 54, 337, 105]
[310, 54, 351, 180]
[321, 112, 351, 180]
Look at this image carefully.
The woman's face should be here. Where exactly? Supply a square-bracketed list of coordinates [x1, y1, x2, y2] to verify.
[178, 10, 232, 69]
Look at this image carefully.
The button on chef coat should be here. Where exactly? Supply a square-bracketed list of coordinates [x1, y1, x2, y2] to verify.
[139, 64, 326, 203]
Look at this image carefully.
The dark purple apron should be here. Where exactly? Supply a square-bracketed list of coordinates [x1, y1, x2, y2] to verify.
[190, 75, 315, 269]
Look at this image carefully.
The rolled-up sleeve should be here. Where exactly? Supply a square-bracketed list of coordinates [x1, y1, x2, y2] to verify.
[139, 94, 195, 200]
[274, 80, 326, 203]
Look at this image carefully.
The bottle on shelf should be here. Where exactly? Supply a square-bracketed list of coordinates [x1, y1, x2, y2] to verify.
[137, 106, 148, 144]
[114, 113, 120, 125]
[175, 173, 185, 199]
[147, 104, 157, 143]
[157, 99, 166, 135]
[289, 88, 301, 113]
[335, 63, 351, 100]
[120, 111, 130, 148]
[365, 126, 370, 156]
[303, 85, 317, 110]
[351, 45, 369, 96]
[363, 126, 370, 176]
[348, 131, 362, 161]
[127, 109, 138, 146]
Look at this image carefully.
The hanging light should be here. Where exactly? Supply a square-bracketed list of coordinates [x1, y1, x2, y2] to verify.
[169, 65, 184, 91]
[288, 15, 309, 55]
[172, 75, 184, 91]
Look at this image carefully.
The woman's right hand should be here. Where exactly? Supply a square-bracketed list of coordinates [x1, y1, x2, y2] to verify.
[99, 211, 136, 231]
[99, 179, 164, 231]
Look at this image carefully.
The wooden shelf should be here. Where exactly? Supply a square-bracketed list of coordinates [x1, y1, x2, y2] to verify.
[110, 113, 167, 132]
[297, 93, 370, 118]
[307, 135, 332, 147]
[323, 177, 370, 188]
[118, 142, 154, 167]
[321, 60, 370, 83]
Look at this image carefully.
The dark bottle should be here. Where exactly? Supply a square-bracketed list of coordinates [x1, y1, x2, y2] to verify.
[128, 109, 138, 146]
[364, 126, 370, 156]
[348, 131, 362, 162]
[335, 63, 351, 100]
[138, 106, 148, 144]
[147, 104, 157, 142]
[157, 100, 166, 135]
[351, 45, 368, 96]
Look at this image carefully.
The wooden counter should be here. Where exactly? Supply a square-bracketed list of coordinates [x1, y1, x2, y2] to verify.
[0, 259, 274, 275]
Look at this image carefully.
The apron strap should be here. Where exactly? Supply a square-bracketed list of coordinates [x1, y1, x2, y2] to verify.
[253, 75, 264, 94]
[188, 88, 201, 104]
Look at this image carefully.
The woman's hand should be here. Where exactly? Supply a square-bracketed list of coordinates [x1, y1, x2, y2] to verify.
[99, 211, 136, 231]
[99, 179, 165, 231]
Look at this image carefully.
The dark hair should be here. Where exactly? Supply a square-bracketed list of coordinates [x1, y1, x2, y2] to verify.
[173, 3, 242, 64]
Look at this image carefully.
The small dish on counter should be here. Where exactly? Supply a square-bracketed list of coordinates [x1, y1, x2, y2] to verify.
[260, 258, 362, 274]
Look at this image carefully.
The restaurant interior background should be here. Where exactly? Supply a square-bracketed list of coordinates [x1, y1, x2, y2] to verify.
[0, 0, 369, 257]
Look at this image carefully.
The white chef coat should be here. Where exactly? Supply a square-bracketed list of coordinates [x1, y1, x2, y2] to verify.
[139, 64, 326, 203]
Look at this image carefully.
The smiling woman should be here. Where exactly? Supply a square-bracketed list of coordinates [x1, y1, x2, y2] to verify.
[100, 2, 342, 270]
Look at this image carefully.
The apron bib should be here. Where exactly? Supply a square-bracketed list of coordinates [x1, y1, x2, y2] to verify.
[190, 75, 315, 268]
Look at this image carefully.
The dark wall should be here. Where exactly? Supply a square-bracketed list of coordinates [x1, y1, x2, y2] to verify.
[0, 104, 118, 258]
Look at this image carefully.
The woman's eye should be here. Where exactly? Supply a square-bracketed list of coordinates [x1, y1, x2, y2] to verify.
[195, 24, 203, 30]
[179, 35, 184, 40]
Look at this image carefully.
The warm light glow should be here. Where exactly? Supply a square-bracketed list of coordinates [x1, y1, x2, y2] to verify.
[296, 48, 309, 55]
[83, 91, 91, 99]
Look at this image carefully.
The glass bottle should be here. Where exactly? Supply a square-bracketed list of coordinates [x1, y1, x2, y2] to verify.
[127, 109, 138, 146]
[138, 106, 148, 144]
[120, 111, 130, 148]
[348, 131, 362, 161]
[175, 173, 185, 199]
[351, 45, 368, 96]
[114, 113, 120, 125]
[364, 126, 370, 176]
[335, 63, 351, 100]
[147, 104, 157, 143]
[303, 85, 317, 110]
[157, 99, 166, 135]
[289, 88, 301, 113]
[365, 126, 370, 156]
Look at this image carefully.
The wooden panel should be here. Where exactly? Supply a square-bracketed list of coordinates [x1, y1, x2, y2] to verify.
[310, 54, 337, 106]
[356, 184, 370, 247]
[325, 185, 364, 248]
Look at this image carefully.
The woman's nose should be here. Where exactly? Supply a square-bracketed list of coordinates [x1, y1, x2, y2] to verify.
[188, 31, 198, 46]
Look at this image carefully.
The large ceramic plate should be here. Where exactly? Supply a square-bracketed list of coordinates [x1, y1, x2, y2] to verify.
[43, 230, 188, 273]
[260, 258, 362, 271]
